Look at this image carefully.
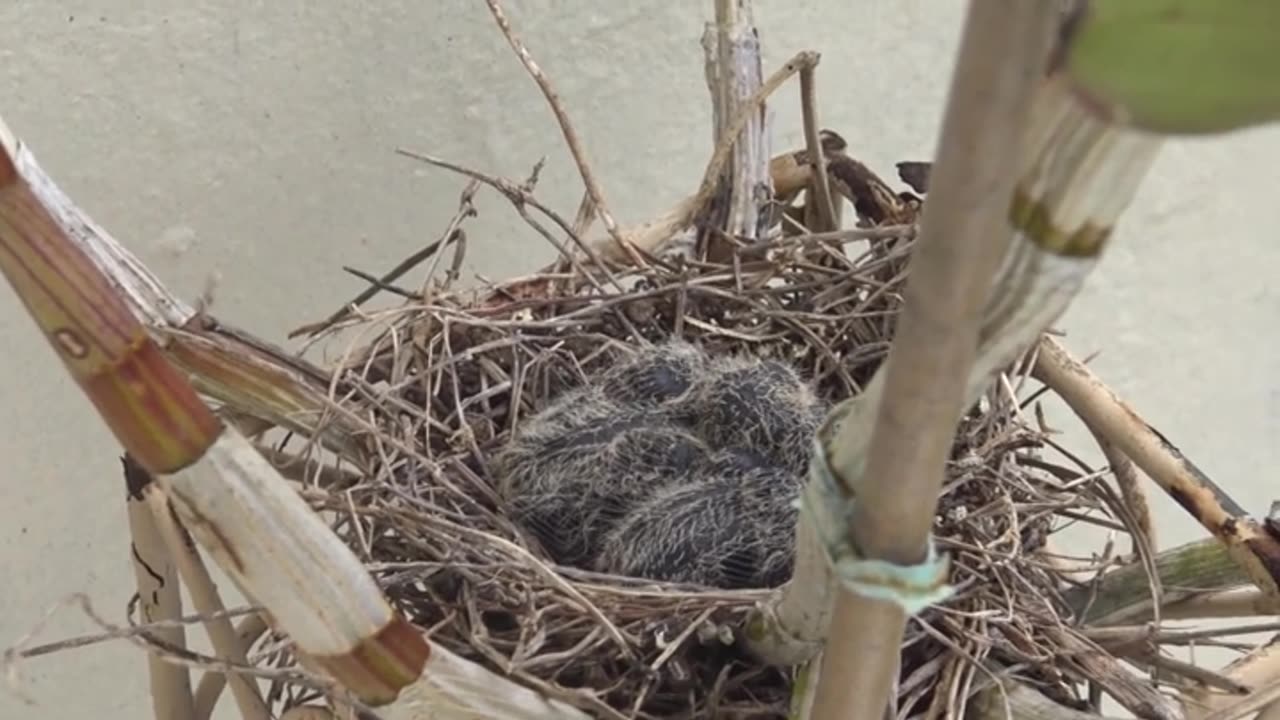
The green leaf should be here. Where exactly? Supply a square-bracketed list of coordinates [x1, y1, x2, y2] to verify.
[1064, 0, 1280, 134]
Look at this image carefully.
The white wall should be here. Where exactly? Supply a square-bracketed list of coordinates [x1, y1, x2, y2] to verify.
[2, 3, 1278, 718]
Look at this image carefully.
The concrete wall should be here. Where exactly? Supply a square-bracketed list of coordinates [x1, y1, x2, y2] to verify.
[2, 3, 1278, 718]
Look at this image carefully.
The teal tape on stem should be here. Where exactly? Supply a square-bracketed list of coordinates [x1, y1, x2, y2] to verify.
[796, 438, 956, 615]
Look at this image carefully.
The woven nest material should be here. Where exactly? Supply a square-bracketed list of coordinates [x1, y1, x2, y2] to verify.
[260, 162, 1122, 720]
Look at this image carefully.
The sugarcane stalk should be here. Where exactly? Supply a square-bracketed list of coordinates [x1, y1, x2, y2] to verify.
[0, 118, 593, 719]
[0, 120, 369, 464]
[0, 127, 424, 704]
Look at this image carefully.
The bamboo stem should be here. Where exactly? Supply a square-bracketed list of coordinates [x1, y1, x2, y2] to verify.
[805, 5, 1061, 719]
[123, 457, 197, 720]
[143, 480, 272, 720]
[1065, 536, 1256, 625]
[192, 613, 270, 720]
[747, 1, 1164, 671]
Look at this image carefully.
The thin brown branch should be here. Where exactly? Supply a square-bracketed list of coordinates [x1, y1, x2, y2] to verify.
[280, 707, 337, 720]
[291, 180, 479, 338]
[1092, 427, 1158, 560]
[1088, 621, 1280, 649]
[1201, 680, 1280, 720]
[5, 605, 258, 663]
[1185, 637, 1280, 720]
[482, 0, 638, 266]
[391, 151, 619, 290]
[1034, 335, 1280, 603]
[1163, 588, 1280, 621]
[970, 678, 1131, 720]
[193, 614, 270, 720]
[1042, 626, 1182, 720]
[799, 64, 838, 233]
[1139, 653, 1251, 695]
[3, 594, 312, 705]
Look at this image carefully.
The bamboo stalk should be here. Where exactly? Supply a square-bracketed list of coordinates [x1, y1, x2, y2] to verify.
[142, 476, 272, 720]
[1064, 536, 1259, 625]
[804, 6, 1062, 718]
[748, 0, 1165, 673]
[123, 457, 197, 720]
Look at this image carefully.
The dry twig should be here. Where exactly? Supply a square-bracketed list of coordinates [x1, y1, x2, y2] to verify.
[1033, 336, 1280, 604]
[483, 0, 635, 265]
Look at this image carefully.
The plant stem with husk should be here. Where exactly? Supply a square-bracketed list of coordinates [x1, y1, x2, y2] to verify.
[804, 5, 1062, 718]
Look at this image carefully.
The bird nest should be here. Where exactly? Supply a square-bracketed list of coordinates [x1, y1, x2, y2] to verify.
[256, 156, 1128, 720]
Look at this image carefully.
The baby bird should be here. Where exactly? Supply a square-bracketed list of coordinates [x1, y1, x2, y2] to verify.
[494, 340, 826, 589]
[597, 339, 711, 407]
[594, 449, 803, 589]
[494, 388, 710, 567]
[680, 356, 825, 476]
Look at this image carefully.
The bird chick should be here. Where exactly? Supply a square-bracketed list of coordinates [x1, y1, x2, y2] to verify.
[495, 340, 827, 590]
[680, 356, 826, 476]
[494, 386, 710, 568]
[594, 449, 803, 589]
[598, 339, 711, 408]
